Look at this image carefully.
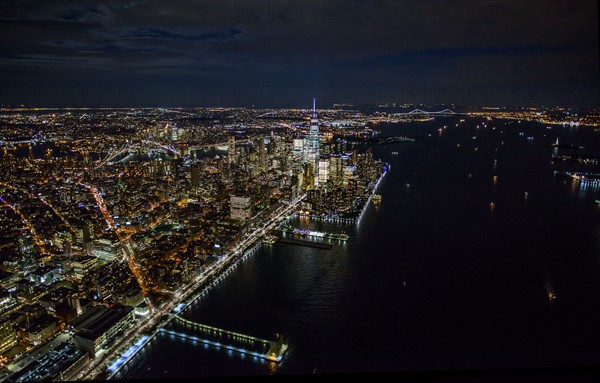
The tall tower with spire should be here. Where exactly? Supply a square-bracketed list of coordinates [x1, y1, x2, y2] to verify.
[306, 98, 320, 187]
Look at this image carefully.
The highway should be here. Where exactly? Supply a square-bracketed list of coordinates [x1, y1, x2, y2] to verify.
[76, 194, 305, 380]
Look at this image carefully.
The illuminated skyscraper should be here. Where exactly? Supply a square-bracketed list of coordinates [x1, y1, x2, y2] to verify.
[305, 98, 320, 188]
[227, 136, 236, 164]
[191, 163, 200, 194]
[258, 136, 266, 172]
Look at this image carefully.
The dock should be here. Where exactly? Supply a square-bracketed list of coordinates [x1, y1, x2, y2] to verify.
[275, 237, 333, 250]
[163, 315, 288, 363]
[276, 225, 349, 241]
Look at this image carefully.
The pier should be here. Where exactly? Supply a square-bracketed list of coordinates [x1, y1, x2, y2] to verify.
[164, 315, 288, 363]
[276, 225, 349, 241]
[275, 237, 333, 250]
[294, 212, 357, 223]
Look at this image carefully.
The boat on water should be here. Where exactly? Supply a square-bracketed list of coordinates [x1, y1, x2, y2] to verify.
[391, 151, 399, 155]
[548, 291, 557, 301]
[371, 194, 382, 204]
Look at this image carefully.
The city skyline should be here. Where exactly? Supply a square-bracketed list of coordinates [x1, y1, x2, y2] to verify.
[0, 98, 395, 380]
[1, 2, 599, 382]
[1, 0, 598, 108]
[2, 100, 598, 381]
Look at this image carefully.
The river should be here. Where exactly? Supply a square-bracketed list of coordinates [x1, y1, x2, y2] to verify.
[115, 116, 600, 378]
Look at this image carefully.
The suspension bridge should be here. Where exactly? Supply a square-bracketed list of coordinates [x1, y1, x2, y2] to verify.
[391, 108, 457, 117]
[94, 138, 252, 169]
[94, 140, 177, 169]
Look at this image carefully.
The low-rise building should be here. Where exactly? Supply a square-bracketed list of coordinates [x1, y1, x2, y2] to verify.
[29, 265, 59, 286]
[21, 314, 57, 345]
[69, 305, 134, 358]
[0, 270, 18, 291]
[4, 342, 89, 382]
[71, 256, 98, 281]
[92, 235, 120, 263]
[0, 318, 17, 357]
[0, 288, 18, 316]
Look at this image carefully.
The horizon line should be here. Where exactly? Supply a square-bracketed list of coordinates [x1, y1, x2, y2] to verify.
[1, 104, 598, 110]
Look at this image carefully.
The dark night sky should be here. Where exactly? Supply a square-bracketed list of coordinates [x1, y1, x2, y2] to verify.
[1, 0, 598, 108]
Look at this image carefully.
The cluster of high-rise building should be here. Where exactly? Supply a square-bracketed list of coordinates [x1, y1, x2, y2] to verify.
[0, 102, 386, 380]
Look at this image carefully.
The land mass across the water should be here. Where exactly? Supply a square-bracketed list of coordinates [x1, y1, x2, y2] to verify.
[344, 135, 420, 145]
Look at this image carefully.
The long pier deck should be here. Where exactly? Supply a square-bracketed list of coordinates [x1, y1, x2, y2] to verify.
[164, 315, 288, 363]
[276, 225, 349, 241]
[275, 237, 333, 249]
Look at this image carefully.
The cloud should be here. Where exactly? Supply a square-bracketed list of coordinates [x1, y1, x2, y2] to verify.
[0, 0, 597, 106]
[124, 27, 244, 42]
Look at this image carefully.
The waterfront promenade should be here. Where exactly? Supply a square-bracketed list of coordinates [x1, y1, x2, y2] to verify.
[75, 195, 306, 380]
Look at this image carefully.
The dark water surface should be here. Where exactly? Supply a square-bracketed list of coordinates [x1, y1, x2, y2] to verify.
[118, 117, 600, 379]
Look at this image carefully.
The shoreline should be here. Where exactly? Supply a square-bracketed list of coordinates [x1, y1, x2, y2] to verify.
[99, 197, 305, 380]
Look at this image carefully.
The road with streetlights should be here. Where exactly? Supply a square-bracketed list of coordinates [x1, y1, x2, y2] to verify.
[76, 194, 305, 380]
